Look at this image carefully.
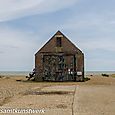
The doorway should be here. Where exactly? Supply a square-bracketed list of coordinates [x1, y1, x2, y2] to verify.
[43, 54, 76, 81]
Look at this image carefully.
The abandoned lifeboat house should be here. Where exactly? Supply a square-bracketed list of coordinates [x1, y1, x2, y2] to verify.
[34, 31, 84, 82]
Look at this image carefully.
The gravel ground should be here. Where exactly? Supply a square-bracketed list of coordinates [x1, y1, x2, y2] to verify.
[0, 75, 115, 115]
[73, 85, 115, 115]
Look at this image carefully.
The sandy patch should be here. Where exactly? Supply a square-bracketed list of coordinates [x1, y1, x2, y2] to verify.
[0, 75, 115, 114]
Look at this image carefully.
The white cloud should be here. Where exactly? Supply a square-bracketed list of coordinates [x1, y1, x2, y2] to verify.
[0, 26, 40, 71]
[61, 12, 115, 52]
[0, 0, 78, 22]
[78, 38, 115, 51]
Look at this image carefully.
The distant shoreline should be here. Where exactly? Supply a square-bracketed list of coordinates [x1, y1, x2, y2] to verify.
[0, 71, 115, 76]
[85, 71, 115, 75]
[0, 71, 29, 76]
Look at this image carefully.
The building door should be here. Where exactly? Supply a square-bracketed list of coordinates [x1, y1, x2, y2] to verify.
[43, 55, 76, 81]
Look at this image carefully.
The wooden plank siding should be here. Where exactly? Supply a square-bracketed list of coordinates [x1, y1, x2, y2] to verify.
[35, 31, 84, 81]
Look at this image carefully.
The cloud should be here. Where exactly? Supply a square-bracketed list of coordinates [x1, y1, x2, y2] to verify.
[0, 0, 78, 22]
[0, 0, 115, 71]
[0, 51, 4, 54]
[61, 11, 115, 52]
[78, 38, 115, 51]
[0, 26, 40, 71]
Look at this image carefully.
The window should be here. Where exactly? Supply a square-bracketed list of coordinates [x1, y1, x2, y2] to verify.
[56, 37, 62, 47]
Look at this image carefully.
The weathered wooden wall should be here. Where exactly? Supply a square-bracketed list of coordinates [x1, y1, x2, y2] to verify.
[35, 31, 84, 81]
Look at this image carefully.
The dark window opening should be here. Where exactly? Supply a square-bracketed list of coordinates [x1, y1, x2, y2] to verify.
[56, 37, 62, 47]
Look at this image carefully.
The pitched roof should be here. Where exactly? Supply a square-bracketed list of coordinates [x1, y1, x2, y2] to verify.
[35, 30, 83, 55]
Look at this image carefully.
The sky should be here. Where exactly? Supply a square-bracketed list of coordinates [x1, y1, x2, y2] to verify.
[0, 0, 115, 71]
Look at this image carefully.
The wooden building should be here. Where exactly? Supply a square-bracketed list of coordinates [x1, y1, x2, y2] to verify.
[35, 31, 84, 81]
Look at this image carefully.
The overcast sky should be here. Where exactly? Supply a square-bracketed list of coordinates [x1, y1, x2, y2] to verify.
[0, 0, 115, 71]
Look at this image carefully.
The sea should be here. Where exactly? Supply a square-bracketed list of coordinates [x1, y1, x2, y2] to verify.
[0, 71, 29, 76]
[0, 71, 115, 76]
